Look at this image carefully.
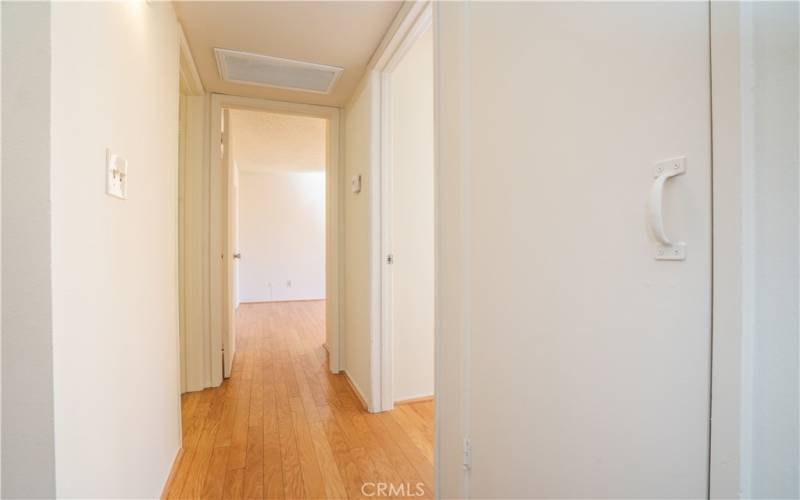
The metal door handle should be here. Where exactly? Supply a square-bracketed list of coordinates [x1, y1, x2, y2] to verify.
[233, 253, 241, 260]
[648, 157, 686, 260]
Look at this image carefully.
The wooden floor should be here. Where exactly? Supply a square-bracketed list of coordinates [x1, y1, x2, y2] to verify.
[164, 300, 434, 499]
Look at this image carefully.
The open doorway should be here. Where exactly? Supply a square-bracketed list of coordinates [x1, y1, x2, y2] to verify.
[210, 95, 343, 385]
[222, 108, 328, 377]
[376, 5, 435, 415]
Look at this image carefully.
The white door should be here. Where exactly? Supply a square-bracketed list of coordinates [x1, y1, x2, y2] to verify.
[222, 109, 235, 378]
[454, 2, 712, 497]
[231, 165, 240, 310]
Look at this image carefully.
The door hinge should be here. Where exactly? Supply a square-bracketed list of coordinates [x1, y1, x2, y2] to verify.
[462, 437, 472, 470]
[386, 254, 394, 265]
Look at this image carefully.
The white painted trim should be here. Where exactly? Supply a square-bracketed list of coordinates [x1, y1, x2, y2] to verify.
[222, 109, 235, 379]
[373, 1, 433, 413]
[379, 69, 394, 413]
[709, 2, 747, 497]
[368, 70, 383, 414]
[433, 3, 471, 497]
[209, 94, 343, 385]
[178, 20, 210, 395]
[178, 94, 211, 393]
[178, 22, 204, 97]
[368, 1, 430, 71]
[342, 370, 370, 411]
[178, 95, 187, 394]
[384, 6, 433, 74]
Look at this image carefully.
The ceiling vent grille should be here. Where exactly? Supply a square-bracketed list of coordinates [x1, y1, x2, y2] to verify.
[214, 48, 343, 94]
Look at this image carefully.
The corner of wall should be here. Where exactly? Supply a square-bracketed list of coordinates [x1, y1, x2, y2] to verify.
[1, 2, 57, 498]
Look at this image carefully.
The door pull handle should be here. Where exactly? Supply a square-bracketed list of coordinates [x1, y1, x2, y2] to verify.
[648, 157, 686, 261]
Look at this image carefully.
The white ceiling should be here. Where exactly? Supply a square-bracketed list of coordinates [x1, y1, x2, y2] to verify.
[229, 109, 326, 173]
[173, 1, 402, 106]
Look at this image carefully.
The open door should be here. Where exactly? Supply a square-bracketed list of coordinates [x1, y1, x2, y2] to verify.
[222, 109, 236, 378]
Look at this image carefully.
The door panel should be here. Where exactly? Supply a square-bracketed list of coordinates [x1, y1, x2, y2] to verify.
[222, 109, 235, 378]
[463, 3, 711, 497]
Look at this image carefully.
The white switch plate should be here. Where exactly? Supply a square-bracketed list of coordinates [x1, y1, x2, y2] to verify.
[106, 149, 127, 199]
[351, 174, 362, 194]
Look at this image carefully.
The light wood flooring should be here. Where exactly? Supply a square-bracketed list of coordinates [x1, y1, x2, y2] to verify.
[164, 300, 434, 499]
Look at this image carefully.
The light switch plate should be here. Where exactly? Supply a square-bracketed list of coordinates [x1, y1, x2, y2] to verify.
[106, 149, 127, 199]
[351, 174, 362, 194]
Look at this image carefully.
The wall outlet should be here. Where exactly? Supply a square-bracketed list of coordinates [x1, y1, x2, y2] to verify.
[286, 280, 292, 288]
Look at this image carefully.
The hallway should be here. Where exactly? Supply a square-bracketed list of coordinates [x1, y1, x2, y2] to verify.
[164, 301, 434, 499]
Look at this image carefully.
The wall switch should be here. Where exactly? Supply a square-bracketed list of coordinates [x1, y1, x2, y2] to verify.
[351, 174, 362, 194]
[106, 149, 127, 199]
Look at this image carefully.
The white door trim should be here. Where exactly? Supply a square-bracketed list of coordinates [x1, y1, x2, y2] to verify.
[178, 26, 210, 394]
[372, 1, 433, 413]
[209, 93, 343, 386]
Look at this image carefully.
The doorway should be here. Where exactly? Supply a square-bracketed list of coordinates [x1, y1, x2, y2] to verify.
[220, 109, 328, 377]
[377, 11, 435, 413]
[211, 95, 343, 383]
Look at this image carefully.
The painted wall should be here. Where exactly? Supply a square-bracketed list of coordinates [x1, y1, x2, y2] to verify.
[342, 73, 380, 408]
[742, 2, 800, 497]
[49, 2, 181, 497]
[1, 3, 56, 497]
[238, 170, 326, 302]
[390, 27, 435, 402]
[0, 2, 3, 493]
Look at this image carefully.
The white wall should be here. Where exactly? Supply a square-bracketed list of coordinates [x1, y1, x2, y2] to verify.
[741, 2, 799, 497]
[0, 2, 3, 493]
[238, 170, 326, 302]
[1, 3, 56, 497]
[49, 2, 181, 497]
[343, 73, 380, 408]
[390, 27, 435, 402]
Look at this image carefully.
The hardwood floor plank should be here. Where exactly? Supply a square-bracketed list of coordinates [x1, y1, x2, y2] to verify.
[222, 468, 244, 500]
[228, 379, 253, 470]
[376, 412, 434, 489]
[277, 390, 306, 499]
[214, 379, 239, 448]
[362, 414, 433, 500]
[263, 352, 285, 499]
[388, 407, 433, 464]
[202, 446, 231, 500]
[290, 397, 326, 498]
[242, 425, 264, 499]
[308, 420, 348, 500]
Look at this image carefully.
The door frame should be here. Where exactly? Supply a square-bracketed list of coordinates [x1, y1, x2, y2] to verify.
[178, 24, 210, 394]
[220, 108, 235, 377]
[209, 93, 344, 385]
[371, 0, 433, 413]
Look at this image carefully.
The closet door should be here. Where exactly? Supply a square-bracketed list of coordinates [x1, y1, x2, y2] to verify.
[456, 2, 711, 497]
